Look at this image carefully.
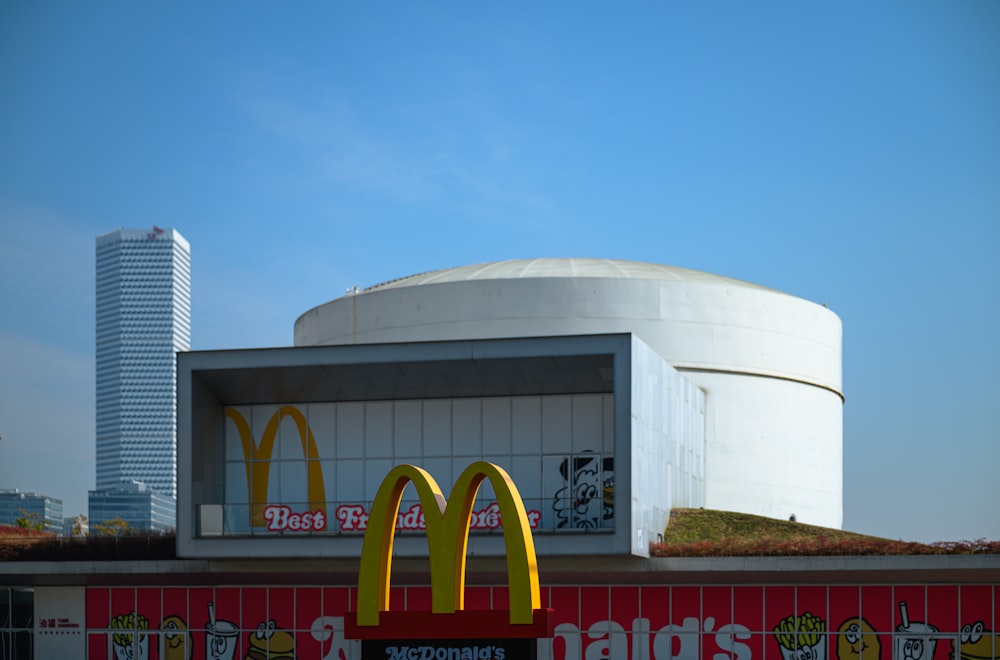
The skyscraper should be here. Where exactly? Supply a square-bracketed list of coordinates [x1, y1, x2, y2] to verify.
[91, 227, 190, 530]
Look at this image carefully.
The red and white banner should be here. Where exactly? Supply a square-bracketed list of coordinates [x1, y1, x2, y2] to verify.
[82, 584, 1000, 660]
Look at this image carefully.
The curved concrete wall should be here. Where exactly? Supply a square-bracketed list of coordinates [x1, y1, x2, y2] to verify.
[294, 260, 843, 528]
[693, 372, 843, 528]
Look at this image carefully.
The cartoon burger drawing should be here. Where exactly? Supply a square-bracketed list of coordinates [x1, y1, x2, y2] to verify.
[245, 620, 295, 660]
[951, 622, 999, 660]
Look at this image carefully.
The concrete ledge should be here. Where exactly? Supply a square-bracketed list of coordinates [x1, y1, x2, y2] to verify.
[3, 554, 998, 587]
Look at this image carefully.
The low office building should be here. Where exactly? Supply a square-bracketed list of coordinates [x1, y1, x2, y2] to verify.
[0, 489, 63, 534]
[88, 482, 175, 534]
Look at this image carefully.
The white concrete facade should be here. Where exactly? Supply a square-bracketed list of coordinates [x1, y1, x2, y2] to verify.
[295, 259, 843, 528]
[177, 334, 707, 557]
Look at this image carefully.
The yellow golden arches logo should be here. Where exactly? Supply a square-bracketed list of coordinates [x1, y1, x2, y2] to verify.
[356, 461, 540, 627]
[225, 406, 327, 529]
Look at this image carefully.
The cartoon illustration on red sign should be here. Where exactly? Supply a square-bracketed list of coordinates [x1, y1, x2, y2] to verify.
[954, 622, 1000, 660]
[160, 616, 191, 660]
[762, 602, 998, 660]
[895, 602, 938, 660]
[836, 618, 881, 660]
[773, 612, 826, 660]
[244, 620, 295, 660]
[110, 611, 149, 660]
[205, 603, 238, 660]
[94, 588, 1000, 660]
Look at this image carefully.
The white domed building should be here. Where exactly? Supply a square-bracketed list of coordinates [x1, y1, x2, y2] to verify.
[295, 258, 843, 529]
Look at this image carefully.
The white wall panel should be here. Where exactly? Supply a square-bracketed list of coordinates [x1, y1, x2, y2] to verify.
[511, 455, 542, 503]
[321, 460, 337, 499]
[278, 458, 307, 509]
[392, 400, 422, 456]
[364, 458, 393, 500]
[481, 454, 512, 472]
[224, 462, 247, 503]
[308, 404, 337, 461]
[336, 459, 364, 504]
[482, 398, 512, 454]
[541, 455, 568, 529]
[541, 396, 572, 454]
[603, 396, 615, 453]
[336, 402, 364, 459]
[266, 459, 281, 509]
[420, 457, 452, 491]
[452, 399, 483, 457]
[630, 336, 705, 555]
[278, 414, 304, 460]
[572, 394, 604, 452]
[511, 397, 541, 454]
[35, 587, 85, 658]
[422, 400, 452, 456]
[364, 402, 393, 458]
[224, 405, 249, 462]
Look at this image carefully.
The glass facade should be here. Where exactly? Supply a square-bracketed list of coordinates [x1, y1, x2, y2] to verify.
[93, 227, 190, 529]
[87, 483, 175, 533]
[214, 396, 616, 537]
[0, 588, 33, 660]
[0, 490, 63, 534]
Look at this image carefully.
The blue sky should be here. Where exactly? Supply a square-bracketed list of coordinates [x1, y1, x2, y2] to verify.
[0, 2, 997, 542]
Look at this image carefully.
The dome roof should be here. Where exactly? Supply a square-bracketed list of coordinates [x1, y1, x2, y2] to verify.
[364, 258, 779, 294]
[297, 255, 841, 396]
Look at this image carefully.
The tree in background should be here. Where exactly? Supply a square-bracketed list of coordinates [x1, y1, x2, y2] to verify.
[69, 514, 88, 537]
[14, 508, 44, 532]
[92, 516, 130, 537]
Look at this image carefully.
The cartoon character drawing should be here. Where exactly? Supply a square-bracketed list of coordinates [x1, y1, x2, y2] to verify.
[773, 612, 826, 660]
[206, 602, 240, 660]
[836, 617, 881, 660]
[245, 619, 295, 660]
[160, 615, 192, 660]
[110, 611, 150, 660]
[894, 602, 938, 660]
[551, 455, 614, 528]
[951, 621, 1000, 660]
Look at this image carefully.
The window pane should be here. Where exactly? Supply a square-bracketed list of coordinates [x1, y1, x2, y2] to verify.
[0, 589, 9, 628]
[10, 589, 32, 629]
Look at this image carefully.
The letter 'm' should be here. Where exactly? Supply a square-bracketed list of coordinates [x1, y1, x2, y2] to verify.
[357, 461, 540, 626]
[226, 406, 326, 528]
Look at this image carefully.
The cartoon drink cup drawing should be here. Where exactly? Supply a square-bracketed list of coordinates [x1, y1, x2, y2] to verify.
[894, 601, 939, 660]
[206, 602, 240, 660]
